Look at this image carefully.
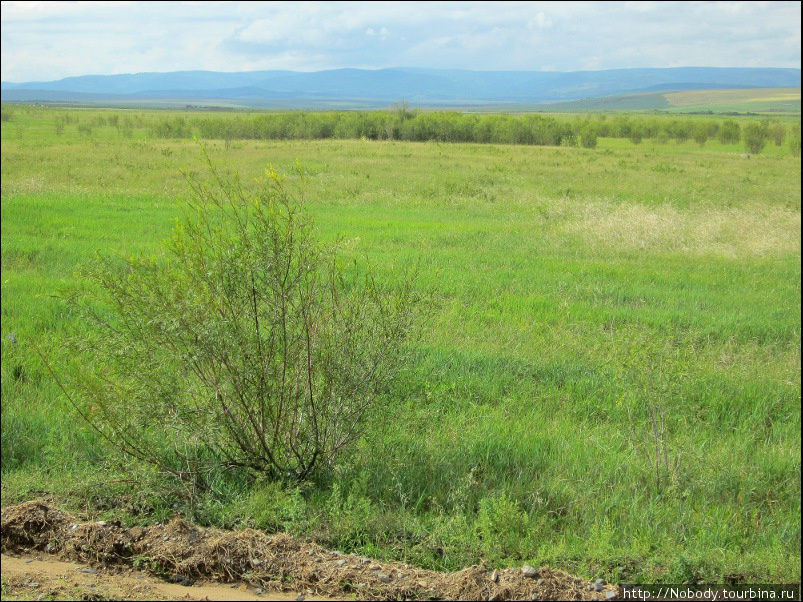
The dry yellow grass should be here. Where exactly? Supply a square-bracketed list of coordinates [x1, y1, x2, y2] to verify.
[664, 87, 801, 107]
[563, 202, 801, 257]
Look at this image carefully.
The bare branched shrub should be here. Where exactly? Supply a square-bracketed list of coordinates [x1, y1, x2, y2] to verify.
[60, 153, 428, 482]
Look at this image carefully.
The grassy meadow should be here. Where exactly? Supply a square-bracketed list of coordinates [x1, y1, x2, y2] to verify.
[1, 105, 801, 584]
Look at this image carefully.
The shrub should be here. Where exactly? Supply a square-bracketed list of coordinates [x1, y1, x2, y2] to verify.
[149, 117, 192, 139]
[475, 493, 528, 561]
[743, 122, 768, 155]
[693, 123, 709, 146]
[717, 120, 740, 144]
[767, 123, 786, 146]
[788, 128, 801, 157]
[59, 153, 428, 483]
[579, 125, 598, 149]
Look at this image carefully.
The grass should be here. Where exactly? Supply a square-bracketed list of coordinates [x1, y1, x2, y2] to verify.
[1, 106, 800, 585]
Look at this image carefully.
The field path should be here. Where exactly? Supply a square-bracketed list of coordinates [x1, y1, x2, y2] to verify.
[1, 552, 320, 600]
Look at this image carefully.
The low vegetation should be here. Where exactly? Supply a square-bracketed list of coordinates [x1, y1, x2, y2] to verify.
[59, 152, 426, 482]
[1, 105, 800, 585]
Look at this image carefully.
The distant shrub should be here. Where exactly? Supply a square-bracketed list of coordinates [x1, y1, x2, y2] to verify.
[693, 123, 709, 146]
[717, 120, 740, 144]
[788, 128, 801, 156]
[743, 122, 769, 155]
[767, 123, 786, 146]
[149, 117, 192, 139]
[665, 120, 692, 143]
[579, 125, 598, 149]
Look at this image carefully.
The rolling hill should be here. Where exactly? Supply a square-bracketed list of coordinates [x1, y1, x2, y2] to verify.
[2, 67, 800, 109]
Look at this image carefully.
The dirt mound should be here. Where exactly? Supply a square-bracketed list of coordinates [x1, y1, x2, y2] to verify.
[2, 500, 616, 600]
[0, 499, 73, 551]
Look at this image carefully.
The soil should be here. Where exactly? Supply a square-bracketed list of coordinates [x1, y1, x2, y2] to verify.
[1, 500, 619, 601]
[1, 553, 326, 601]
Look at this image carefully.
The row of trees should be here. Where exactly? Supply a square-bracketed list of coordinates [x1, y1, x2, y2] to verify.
[145, 110, 799, 153]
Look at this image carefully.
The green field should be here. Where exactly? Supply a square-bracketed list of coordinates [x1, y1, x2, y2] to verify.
[1, 105, 801, 585]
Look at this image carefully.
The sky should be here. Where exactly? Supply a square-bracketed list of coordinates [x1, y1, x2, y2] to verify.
[1, 1, 801, 82]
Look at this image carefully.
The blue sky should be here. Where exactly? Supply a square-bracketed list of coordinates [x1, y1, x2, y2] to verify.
[1, 1, 800, 82]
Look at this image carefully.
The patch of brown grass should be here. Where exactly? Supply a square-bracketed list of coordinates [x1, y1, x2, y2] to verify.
[563, 202, 800, 257]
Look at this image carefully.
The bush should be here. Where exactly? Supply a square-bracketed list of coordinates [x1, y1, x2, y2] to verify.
[149, 117, 192, 139]
[693, 124, 709, 146]
[743, 122, 768, 155]
[579, 125, 598, 149]
[767, 123, 786, 146]
[788, 128, 801, 157]
[475, 493, 528, 561]
[717, 120, 740, 144]
[61, 153, 427, 483]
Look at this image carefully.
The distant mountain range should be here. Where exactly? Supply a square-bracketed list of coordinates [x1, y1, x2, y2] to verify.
[2, 67, 800, 108]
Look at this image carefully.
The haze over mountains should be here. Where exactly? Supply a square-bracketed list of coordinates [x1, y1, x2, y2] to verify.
[2, 67, 800, 108]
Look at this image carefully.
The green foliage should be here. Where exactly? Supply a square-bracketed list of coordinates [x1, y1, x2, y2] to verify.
[147, 109, 797, 150]
[59, 153, 427, 482]
[788, 127, 801, 156]
[323, 474, 380, 549]
[767, 123, 786, 146]
[236, 480, 308, 533]
[579, 125, 598, 148]
[149, 116, 192, 138]
[475, 493, 529, 561]
[743, 122, 769, 154]
[718, 120, 741, 144]
[693, 123, 709, 146]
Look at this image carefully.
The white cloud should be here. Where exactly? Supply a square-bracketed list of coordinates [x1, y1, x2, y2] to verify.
[0, 1, 799, 81]
[528, 12, 552, 29]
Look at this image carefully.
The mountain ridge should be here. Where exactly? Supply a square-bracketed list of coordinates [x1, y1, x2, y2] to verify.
[3, 66, 800, 107]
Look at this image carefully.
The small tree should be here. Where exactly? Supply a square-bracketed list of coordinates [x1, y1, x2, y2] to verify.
[789, 128, 801, 157]
[579, 125, 598, 149]
[743, 122, 768, 155]
[767, 123, 786, 146]
[60, 154, 427, 482]
[692, 123, 709, 146]
[717, 120, 740, 144]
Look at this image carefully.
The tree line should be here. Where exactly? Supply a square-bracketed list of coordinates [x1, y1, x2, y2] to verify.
[144, 109, 799, 154]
